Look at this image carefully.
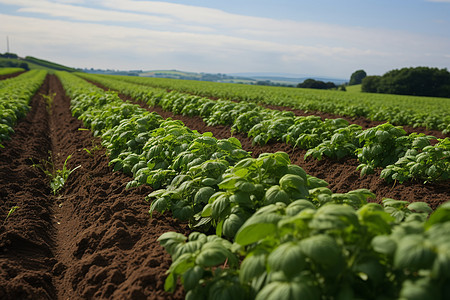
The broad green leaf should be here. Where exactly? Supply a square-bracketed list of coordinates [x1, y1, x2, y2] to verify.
[394, 235, 436, 270]
[211, 194, 230, 219]
[157, 232, 187, 255]
[265, 185, 291, 205]
[425, 202, 450, 229]
[182, 266, 204, 291]
[208, 276, 248, 300]
[240, 250, 268, 283]
[164, 272, 177, 292]
[229, 191, 253, 207]
[286, 164, 307, 182]
[202, 177, 217, 186]
[407, 202, 432, 214]
[174, 240, 206, 259]
[173, 203, 194, 221]
[431, 251, 450, 279]
[372, 235, 397, 256]
[236, 181, 255, 192]
[357, 203, 395, 235]
[235, 212, 283, 246]
[223, 213, 248, 239]
[256, 278, 319, 300]
[285, 200, 316, 216]
[300, 235, 343, 269]
[399, 278, 439, 300]
[306, 176, 329, 188]
[188, 231, 207, 241]
[194, 187, 216, 204]
[218, 176, 241, 190]
[149, 197, 169, 214]
[353, 258, 385, 285]
[268, 242, 306, 278]
[185, 288, 206, 300]
[279, 174, 306, 191]
[310, 204, 359, 231]
[195, 245, 235, 267]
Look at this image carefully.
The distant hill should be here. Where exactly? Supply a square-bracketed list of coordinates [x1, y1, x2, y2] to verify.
[138, 70, 258, 84]
[230, 72, 348, 85]
[0, 53, 347, 87]
[0, 53, 77, 72]
[24, 56, 77, 72]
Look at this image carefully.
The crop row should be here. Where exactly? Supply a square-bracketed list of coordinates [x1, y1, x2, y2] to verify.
[0, 70, 47, 147]
[76, 73, 450, 184]
[55, 71, 450, 300]
[93, 74, 450, 133]
[0, 67, 24, 76]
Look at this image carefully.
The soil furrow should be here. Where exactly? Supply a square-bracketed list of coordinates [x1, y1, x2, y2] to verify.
[0, 75, 56, 299]
[0, 71, 26, 81]
[1, 75, 189, 299]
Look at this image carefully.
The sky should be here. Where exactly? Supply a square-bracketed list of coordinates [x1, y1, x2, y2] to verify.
[1, 0, 450, 78]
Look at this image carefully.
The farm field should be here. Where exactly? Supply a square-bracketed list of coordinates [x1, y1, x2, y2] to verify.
[79, 72, 449, 185]
[102, 74, 450, 134]
[0, 73, 188, 299]
[0, 68, 24, 78]
[0, 71, 449, 299]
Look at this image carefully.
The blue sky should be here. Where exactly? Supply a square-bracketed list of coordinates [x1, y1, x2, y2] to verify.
[1, 0, 449, 78]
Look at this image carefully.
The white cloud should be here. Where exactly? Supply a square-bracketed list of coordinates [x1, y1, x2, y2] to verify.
[0, 0, 449, 76]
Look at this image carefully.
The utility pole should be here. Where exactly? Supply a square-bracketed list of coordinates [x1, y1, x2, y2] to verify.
[6, 36, 10, 53]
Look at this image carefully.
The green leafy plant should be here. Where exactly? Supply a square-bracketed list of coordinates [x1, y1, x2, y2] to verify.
[381, 137, 449, 183]
[356, 123, 408, 176]
[161, 200, 450, 300]
[32, 153, 81, 195]
[40, 92, 56, 113]
[158, 231, 248, 299]
[0, 70, 47, 146]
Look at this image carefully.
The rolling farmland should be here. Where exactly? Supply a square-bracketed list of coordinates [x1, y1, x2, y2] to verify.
[0, 70, 449, 299]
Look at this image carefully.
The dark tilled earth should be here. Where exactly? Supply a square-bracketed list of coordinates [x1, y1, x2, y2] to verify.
[0, 75, 448, 299]
[0, 70, 26, 81]
[0, 75, 188, 299]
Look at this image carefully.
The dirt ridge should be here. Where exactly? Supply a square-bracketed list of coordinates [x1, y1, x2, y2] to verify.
[0, 75, 188, 299]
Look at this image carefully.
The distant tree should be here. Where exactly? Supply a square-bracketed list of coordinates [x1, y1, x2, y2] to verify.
[349, 70, 367, 85]
[19, 62, 29, 70]
[361, 76, 381, 93]
[256, 80, 271, 86]
[297, 79, 336, 90]
[326, 82, 337, 89]
[361, 67, 450, 97]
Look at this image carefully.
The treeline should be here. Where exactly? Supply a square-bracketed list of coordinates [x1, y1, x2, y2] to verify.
[297, 78, 346, 91]
[362, 67, 450, 98]
[0, 52, 29, 70]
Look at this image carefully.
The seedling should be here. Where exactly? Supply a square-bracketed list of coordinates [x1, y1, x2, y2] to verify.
[2, 206, 19, 225]
[32, 153, 81, 195]
[40, 92, 56, 113]
[83, 139, 102, 156]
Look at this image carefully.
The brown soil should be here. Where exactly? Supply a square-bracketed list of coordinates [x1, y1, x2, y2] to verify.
[0, 75, 188, 299]
[0, 70, 26, 81]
